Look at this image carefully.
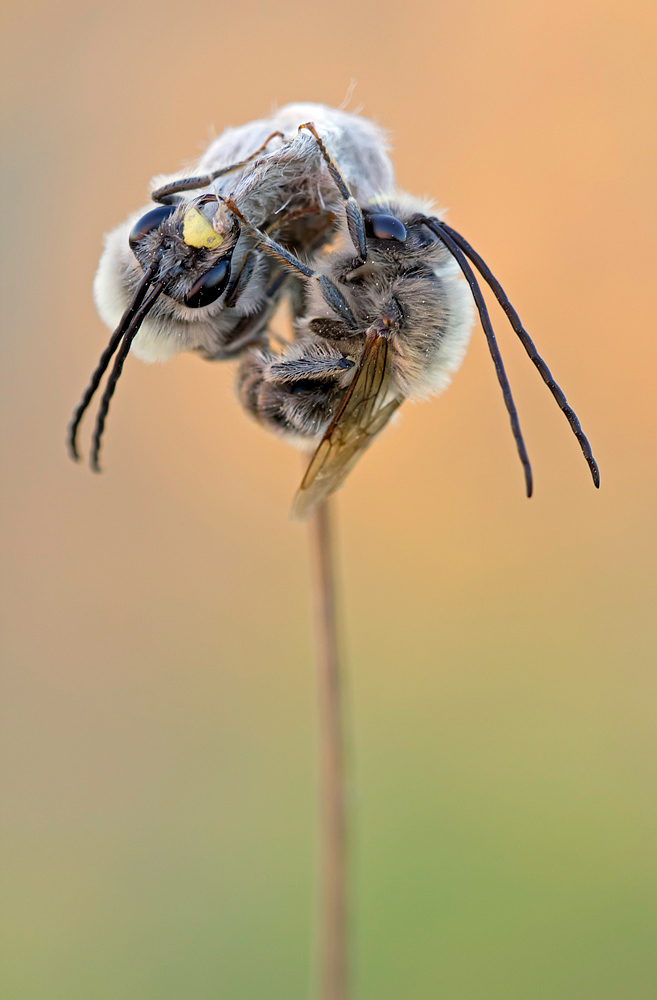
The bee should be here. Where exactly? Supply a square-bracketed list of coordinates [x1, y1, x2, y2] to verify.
[67, 104, 395, 470]
[232, 123, 600, 519]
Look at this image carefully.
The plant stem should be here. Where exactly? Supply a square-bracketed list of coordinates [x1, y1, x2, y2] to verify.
[309, 499, 348, 1000]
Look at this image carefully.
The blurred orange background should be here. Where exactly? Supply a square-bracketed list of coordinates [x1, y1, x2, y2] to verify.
[2, 1, 656, 997]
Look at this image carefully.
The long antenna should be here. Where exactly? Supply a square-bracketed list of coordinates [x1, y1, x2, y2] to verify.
[438, 221, 599, 487]
[89, 281, 165, 471]
[67, 265, 156, 461]
[424, 218, 534, 497]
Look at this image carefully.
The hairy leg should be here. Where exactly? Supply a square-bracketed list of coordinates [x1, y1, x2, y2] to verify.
[151, 131, 285, 204]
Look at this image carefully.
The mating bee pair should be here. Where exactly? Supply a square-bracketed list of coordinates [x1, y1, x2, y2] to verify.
[68, 103, 599, 517]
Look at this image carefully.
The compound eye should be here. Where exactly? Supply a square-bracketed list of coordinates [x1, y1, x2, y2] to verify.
[366, 214, 407, 241]
[184, 259, 231, 309]
[128, 205, 177, 251]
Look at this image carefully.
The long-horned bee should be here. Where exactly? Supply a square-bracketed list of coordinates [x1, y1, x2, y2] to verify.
[67, 104, 395, 470]
[69, 106, 598, 515]
[232, 123, 599, 518]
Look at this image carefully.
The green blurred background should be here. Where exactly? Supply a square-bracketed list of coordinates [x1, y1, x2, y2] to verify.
[2, 1, 656, 997]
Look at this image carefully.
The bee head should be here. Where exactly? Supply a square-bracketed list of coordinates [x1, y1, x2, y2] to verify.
[71, 196, 242, 470]
[358, 201, 449, 268]
[128, 195, 239, 309]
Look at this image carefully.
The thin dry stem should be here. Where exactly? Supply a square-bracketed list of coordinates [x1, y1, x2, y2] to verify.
[309, 499, 348, 1000]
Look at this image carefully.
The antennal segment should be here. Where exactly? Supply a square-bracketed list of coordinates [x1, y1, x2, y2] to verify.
[89, 280, 165, 472]
[437, 221, 600, 488]
[423, 218, 534, 497]
[67, 265, 156, 462]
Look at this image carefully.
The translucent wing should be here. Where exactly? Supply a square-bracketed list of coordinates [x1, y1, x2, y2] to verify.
[292, 329, 402, 520]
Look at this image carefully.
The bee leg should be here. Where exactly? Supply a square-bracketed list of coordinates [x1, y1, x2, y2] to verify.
[151, 131, 285, 204]
[298, 122, 367, 263]
[264, 340, 355, 383]
[221, 197, 358, 330]
[223, 249, 258, 308]
[236, 340, 354, 441]
[225, 201, 328, 311]
[216, 272, 290, 357]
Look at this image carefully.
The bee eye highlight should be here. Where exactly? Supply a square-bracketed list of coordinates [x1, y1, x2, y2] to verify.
[184, 259, 231, 308]
[365, 214, 407, 242]
[128, 205, 177, 251]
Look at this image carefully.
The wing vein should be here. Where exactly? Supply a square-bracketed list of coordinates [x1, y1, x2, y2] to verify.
[292, 330, 401, 519]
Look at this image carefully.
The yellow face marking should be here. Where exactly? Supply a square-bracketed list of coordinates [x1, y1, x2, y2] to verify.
[182, 208, 224, 250]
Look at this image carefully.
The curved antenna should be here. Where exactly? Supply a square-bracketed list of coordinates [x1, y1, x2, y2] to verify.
[436, 221, 600, 488]
[89, 280, 165, 472]
[423, 218, 534, 497]
[67, 265, 156, 461]
[151, 131, 285, 204]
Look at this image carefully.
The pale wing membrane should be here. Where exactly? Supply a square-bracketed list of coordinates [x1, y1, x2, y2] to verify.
[292, 330, 402, 520]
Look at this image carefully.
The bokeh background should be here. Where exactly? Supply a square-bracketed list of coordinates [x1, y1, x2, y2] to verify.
[2, 1, 656, 997]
